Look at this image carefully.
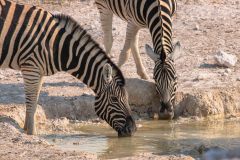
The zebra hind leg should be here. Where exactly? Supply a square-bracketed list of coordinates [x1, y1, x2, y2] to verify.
[99, 9, 114, 57]
[128, 24, 149, 79]
[21, 64, 43, 135]
[118, 23, 134, 68]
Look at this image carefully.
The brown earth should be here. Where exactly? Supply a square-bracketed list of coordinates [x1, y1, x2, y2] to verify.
[0, 0, 240, 159]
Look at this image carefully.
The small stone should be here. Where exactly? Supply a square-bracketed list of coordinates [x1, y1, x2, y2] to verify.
[237, 77, 240, 81]
[214, 50, 238, 68]
[0, 74, 5, 79]
[225, 69, 231, 73]
[193, 24, 200, 30]
[73, 142, 80, 145]
[222, 72, 228, 77]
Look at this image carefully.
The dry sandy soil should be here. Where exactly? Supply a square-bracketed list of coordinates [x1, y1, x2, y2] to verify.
[0, 0, 240, 159]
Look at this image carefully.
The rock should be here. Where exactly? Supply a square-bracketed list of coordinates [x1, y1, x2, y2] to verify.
[125, 78, 157, 106]
[237, 77, 240, 81]
[214, 50, 238, 67]
[193, 24, 200, 30]
[196, 144, 225, 154]
[225, 69, 231, 73]
[125, 78, 160, 119]
[202, 147, 240, 160]
[221, 72, 228, 77]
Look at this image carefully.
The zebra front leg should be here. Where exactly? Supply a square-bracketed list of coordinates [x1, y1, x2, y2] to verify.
[99, 9, 113, 57]
[21, 65, 43, 135]
[129, 25, 149, 79]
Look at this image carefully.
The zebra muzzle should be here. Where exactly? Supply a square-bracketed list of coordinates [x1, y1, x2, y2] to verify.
[159, 102, 174, 120]
[118, 116, 137, 137]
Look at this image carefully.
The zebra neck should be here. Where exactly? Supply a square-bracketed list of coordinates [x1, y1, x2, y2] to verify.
[51, 14, 125, 94]
[63, 42, 109, 94]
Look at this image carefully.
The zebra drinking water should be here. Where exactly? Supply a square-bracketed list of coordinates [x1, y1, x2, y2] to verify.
[95, 0, 182, 119]
[0, 0, 136, 136]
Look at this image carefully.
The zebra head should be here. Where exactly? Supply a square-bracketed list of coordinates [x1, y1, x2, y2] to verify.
[95, 64, 136, 137]
[145, 42, 181, 120]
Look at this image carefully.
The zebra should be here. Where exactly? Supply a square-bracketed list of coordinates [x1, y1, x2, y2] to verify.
[0, 0, 136, 136]
[95, 0, 181, 119]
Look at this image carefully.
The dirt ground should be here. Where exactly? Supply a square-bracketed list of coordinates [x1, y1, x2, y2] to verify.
[0, 0, 240, 159]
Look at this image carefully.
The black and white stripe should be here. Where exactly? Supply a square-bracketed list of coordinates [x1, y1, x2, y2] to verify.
[95, 0, 180, 119]
[0, 0, 136, 136]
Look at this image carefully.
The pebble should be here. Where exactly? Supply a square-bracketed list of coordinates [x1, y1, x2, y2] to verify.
[225, 69, 231, 73]
[193, 24, 200, 30]
[222, 72, 228, 77]
[73, 142, 80, 145]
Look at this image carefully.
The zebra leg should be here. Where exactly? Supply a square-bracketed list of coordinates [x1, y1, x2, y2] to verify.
[118, 23, 135, 68]
[22, 64, 43, 135]
[98, 9, 113, 57]
[127, 24, 149, 79]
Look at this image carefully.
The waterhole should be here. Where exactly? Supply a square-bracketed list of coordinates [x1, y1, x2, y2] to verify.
[42, 119, 240, 159]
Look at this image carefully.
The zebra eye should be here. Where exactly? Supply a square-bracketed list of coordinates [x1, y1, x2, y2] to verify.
[111, 96, 118, 102]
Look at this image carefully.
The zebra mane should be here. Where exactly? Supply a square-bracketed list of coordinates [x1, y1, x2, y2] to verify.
[52, 14, 125, 86]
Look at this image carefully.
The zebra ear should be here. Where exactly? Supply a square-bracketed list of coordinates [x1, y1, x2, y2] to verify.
[145, 44, 159, 62]
[170, 41, 181, 61]
[103, 63, 113, 83]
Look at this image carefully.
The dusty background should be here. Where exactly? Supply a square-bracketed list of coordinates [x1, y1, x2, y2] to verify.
[0, 0, 240, 159]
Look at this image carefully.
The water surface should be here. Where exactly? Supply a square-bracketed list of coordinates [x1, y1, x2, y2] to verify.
[42, 119, 240, 159]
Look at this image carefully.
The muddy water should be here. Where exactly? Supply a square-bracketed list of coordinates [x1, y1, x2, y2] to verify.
[42, 119, 240, 159]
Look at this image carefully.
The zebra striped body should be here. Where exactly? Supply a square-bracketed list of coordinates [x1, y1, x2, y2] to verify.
[0, 0, 136, 136]
[96, 0, 180, 119]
